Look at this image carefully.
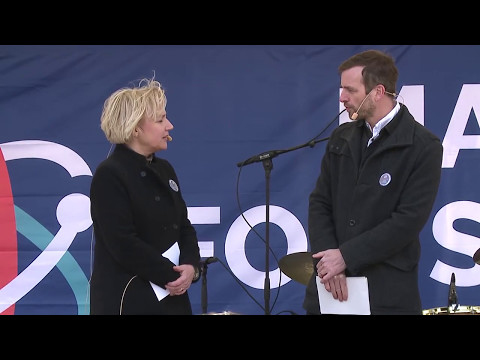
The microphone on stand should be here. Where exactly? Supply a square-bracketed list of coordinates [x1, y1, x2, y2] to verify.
[447, 272, 458, 312]
[237, 150, 281, 168]
[235, 109, 348, 315]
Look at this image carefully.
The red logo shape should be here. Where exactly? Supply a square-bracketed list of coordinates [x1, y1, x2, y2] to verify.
[0, 149, 17, 315]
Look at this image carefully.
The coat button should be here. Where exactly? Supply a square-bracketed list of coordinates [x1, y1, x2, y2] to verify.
[172, 224, 178, 230]
[140, 171, 146, 177]
[349, 219, 356, 226]
[155, 196, 160, 201]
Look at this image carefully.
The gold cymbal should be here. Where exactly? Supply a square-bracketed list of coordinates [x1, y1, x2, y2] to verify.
[279, 252, 314, 285]
[204, 311, 241, 315]
[474, 248, 480, 265]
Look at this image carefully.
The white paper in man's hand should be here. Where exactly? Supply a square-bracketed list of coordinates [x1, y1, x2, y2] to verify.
[316, 276, 370, 315]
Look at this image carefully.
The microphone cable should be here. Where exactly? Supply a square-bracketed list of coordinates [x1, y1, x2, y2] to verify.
[205, 257, 298, 315]
[307, 108, 346, 144]
[209, 257, 266, 313]
[119, 275, 138, 315]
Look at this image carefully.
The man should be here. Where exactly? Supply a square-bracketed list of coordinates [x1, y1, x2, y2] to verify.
[303, 49, 443, 315]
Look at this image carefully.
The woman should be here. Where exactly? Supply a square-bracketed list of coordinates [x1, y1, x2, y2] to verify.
[89, 77, 201, 315]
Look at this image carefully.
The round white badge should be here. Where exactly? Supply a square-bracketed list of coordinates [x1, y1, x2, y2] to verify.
[169, 179, 179, 192]
[379, 173, 391, 186]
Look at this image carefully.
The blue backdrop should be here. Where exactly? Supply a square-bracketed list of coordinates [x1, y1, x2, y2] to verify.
[1, 45, 479, 315]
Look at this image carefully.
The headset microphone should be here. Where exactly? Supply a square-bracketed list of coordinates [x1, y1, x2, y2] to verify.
[351, 90, 373, 121]
[352, 90, 398, 120]
[167, 135, 172, 142]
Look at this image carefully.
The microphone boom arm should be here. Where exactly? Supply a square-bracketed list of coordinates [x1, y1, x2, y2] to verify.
[237, 108, 346, 168]
[237, 137, 330, 168]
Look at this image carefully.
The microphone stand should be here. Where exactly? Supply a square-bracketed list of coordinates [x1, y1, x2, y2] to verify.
[201, 261, 209, 314]
[200, 257, 218, 314]
[447, 272, 458, 313]
[237, 137, 329, 315]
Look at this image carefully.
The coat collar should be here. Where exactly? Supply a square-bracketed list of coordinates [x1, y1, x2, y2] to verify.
[113, 144, 156, 165]
[342, 103, 416, 148]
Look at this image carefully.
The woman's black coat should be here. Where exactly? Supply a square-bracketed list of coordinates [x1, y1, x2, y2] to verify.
[89, 144, 200, 315]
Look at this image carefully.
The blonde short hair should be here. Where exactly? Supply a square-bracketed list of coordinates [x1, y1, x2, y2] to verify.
[100, 77, 167, 144]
